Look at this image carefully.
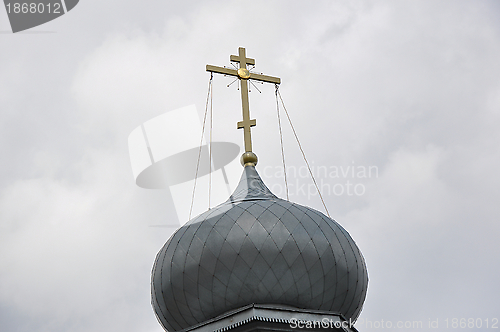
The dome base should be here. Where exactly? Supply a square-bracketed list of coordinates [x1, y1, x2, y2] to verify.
[182, 304, 360, 332]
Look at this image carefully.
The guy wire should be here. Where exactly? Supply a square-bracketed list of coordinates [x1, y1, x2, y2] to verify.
[275, 84, 289, 200]
[208, 73, 214, 210]
[276, 87, 331, 217]
[189, 73, 212, 220]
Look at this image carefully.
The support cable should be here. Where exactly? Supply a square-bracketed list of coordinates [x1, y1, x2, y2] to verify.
[275, 84, 289, 201]
[276, 87, 331, 218]
[208, 75, 214, 209]
[189, 73, 212, 220]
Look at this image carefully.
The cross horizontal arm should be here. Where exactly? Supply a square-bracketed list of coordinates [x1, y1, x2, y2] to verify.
[248, 72, 281, 84]
[206, 65, 280, 84]
[206, 65, 238, 77]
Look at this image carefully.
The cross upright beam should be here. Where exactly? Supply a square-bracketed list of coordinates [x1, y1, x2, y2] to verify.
[206, 47, 280, 153]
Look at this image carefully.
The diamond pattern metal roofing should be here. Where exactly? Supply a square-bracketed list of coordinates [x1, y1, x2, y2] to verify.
[152, 166, 368, 332]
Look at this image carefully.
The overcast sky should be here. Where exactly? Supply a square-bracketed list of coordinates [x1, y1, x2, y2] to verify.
[1, 1, 500, 331]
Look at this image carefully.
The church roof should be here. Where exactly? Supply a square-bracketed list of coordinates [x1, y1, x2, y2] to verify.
[151, 166, 368, 332]
[224, 166, 278, 203]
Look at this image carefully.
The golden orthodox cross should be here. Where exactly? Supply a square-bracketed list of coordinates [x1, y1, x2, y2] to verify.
[206, 47, 280, 160]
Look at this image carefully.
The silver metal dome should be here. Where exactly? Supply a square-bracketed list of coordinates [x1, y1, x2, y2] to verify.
[151, 166, 368, 331]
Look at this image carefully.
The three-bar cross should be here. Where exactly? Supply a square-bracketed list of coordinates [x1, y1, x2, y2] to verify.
[206, 47, 280, 153]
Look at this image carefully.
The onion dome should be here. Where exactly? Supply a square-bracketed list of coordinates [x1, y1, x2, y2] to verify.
[151, 166, 368, 332]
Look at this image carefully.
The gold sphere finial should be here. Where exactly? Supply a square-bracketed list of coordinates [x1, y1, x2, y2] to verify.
[237, 68, 251, 79]
[240, 152, 258, 167]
